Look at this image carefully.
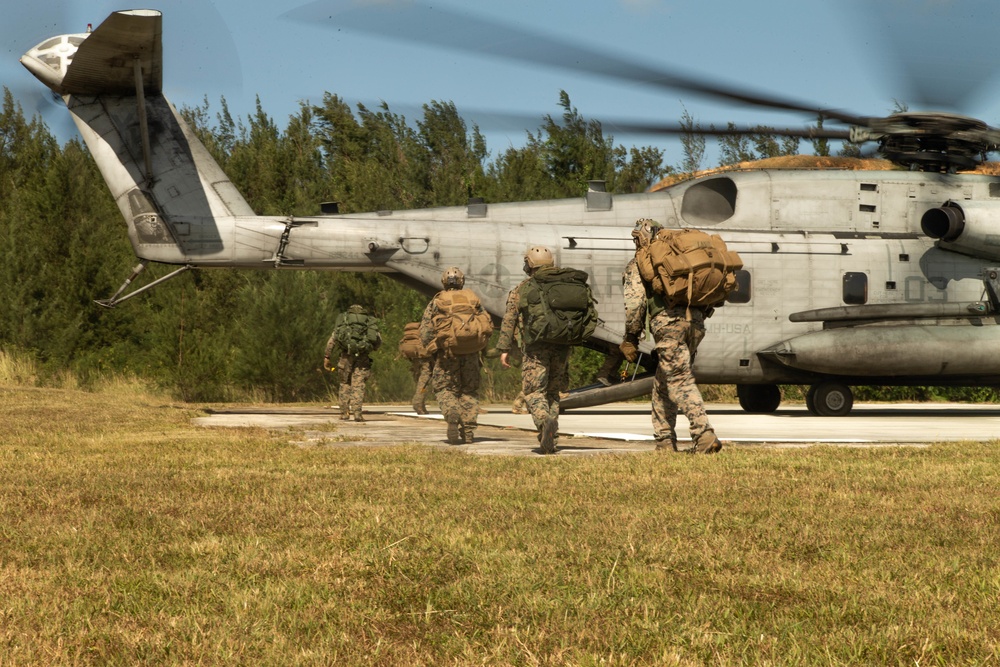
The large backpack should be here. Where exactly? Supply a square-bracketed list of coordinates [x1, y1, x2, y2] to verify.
[397, 322, 428, 360]
[636, 228, 743, 307]
[518, 267, 599, 346]
[431, 289, 493, 355]
[334, 311, 380, 355]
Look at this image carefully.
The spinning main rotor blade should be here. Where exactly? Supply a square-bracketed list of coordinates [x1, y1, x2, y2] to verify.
[428, 107, 852, 141]
[285, 1, 866, 127]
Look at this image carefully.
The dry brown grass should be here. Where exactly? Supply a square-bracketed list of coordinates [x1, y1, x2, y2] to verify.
[2, 381, 999, 665]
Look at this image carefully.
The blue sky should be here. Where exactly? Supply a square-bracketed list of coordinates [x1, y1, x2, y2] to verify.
[5, 0, 1000, 170]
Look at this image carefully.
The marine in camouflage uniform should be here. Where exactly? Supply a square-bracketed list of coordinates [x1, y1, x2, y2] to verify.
[419, 267, 486, 444]
[498, 247, 570, 454]
[324, 304, 381, 422]
[621, 220, 722, 454]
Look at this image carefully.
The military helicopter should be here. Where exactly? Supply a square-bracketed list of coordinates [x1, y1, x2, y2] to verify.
[19, 8, 1000, 416]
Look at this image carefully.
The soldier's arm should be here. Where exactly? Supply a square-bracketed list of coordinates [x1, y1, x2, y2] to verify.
[418, 298, 438, 346]
[622, 259, 647, 338]
[323, 332, 337, 369]
[495, 283, 521, 352]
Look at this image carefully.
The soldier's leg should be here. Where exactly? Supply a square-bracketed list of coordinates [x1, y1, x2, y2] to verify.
[656, 328, 714, 443]
[652, 341, 681, 449]
[432, 357, 462, 443]
[337, 357, 353, 419]
[596, 343, 625, 385]
[520, 348, 551, 433]
[458, 355, 481, 442]
[412, 359, 432, 414]
[543, 346, 571, 449]
[351, 361, 372, 421]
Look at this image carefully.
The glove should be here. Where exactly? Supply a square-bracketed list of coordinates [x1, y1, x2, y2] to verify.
[619, 335, 639, 363]
[323, 356, 332, 371]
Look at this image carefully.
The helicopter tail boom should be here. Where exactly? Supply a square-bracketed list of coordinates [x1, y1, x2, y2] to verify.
[20, 10, 255, 266]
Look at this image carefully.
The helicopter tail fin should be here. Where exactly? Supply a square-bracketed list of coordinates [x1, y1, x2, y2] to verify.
[20, 9, 254, 264]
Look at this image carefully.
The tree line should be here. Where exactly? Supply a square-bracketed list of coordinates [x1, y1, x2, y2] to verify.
[1, 87, 986, 404]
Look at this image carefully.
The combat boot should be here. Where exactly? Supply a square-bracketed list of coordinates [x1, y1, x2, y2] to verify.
[693, 431, 723, 454]
[462, 427, 475, 444]
[446, 421, 462, 445]
[354, 414, 365, 423]
[654, 437, 678, 452]
[539, 417, 558, 454]
[412, 402, 428, 415]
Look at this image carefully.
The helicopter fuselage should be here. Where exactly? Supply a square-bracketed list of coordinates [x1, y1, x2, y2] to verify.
[22, 9, 1000, 415]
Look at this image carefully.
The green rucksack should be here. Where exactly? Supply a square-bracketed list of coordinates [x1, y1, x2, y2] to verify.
[335, 311, 380, 355]
[518, 267, 598, 346]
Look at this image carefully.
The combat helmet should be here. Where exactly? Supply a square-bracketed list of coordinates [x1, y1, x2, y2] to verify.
[441, 266, 465, 289]
[631, 218, 661, 246]
[523, 246, 555, 272]
[347, 304, 367, 314]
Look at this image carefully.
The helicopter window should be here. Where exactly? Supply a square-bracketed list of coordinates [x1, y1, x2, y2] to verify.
[843, 272, 868, 305]
[860, 183, 878, 192]
[681, 178, 736, 225]
[990, 183, 1000, 197]
[726, 270, 751, 304]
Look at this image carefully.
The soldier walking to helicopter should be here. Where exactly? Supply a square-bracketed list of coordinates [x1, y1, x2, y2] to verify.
[324, 304, 382, 422]
[620, 219, 724, 453]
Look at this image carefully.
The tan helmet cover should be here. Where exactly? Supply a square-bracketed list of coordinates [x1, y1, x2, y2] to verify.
[631, 218, 661, 246]
[523, 246, 555, 269]
[441, 266, 465, 289]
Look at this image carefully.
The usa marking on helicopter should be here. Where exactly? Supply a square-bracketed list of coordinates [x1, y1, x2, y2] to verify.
[20, 9, 1000, 416]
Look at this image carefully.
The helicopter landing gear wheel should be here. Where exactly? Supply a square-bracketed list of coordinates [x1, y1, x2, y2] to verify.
[736, 384, 781, 413]
[807, 382, 854, 416]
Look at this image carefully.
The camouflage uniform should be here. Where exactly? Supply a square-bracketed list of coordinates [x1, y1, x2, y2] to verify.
[497, 279, 569, 452]
[596, 340, 625, 385]
[409, 357, 434, 414]
[623, 256, 719, 452]
[324, 318, 380, 422]
[419, 290, 485, 444]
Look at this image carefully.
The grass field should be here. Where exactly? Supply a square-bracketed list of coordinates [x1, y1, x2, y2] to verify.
[2, 382, 999, 665]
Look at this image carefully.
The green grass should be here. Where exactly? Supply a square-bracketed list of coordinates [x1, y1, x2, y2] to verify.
[1, 384, 999, 665]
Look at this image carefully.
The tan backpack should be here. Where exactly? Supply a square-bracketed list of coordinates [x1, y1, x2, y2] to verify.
[431, 289, 493, 355]
[397, 322, 428, 360]
[636, 228, 743, 307]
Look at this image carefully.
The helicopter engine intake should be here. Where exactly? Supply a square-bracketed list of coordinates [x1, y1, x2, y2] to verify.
[921, 201, 1000, 261]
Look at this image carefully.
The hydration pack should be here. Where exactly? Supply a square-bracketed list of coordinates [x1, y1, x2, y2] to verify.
[636, 228, 743, 307]
[518, 267, 598, 346]
[334, 311, 380, 355]
[431, 289, 493, 355]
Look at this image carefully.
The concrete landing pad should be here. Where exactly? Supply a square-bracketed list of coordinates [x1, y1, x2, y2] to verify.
[193, 402, 1000, 455]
